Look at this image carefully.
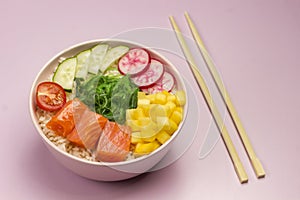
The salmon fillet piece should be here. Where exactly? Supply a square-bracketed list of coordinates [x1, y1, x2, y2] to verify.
[46, 99, 87, 137]
[68, 110, 108, 150]
[95, 122, 131, 162]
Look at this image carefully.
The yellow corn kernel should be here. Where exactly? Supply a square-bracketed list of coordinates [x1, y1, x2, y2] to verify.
[156, 131, 171, 144]
[126, 109, 135, 120]
[166, 119, 178, 135]
[156, 116, 170, 132]
[175, 106, 183, 114]
[131, 134, 143, 144]
[126, 120, 141, 132]
[162, 105, 171, 117]
[142, 135, 156, 143]
[161, 90, 170, 96]
[139, 104, 150, 117]
[167, 94, 177, 103]
[175, 90, 186, 106]
[154, 92, 167, 104]
[138, 91, 147, 99]
[146, 94, 156, 103]
[170, 110, 183, 125]
[135, 142, 155, 154]
[165, 101, 176, 116]
[138, 98, 150, 106]
[149, 104, 168, 122]
[133, 108, 145, 119]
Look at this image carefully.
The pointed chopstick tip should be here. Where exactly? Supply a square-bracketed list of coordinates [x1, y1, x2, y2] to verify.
[169, 15, 175, 23]
[184, 11, 190, 18]
[168, 16, 180, 32]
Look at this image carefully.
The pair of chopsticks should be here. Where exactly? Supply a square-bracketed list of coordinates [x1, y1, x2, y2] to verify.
[169, 12, 265, 183]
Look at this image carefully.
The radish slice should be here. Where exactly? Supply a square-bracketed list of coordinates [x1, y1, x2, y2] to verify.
[132, 59, 164, 88]
[118, 48, 150, 76]
[142, 72, 175, 94]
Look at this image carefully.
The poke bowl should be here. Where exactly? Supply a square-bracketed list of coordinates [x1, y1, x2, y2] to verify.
[29, 39, 188, 181]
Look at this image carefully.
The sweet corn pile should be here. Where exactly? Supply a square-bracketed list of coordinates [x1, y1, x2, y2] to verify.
[126, 90, 186, 156]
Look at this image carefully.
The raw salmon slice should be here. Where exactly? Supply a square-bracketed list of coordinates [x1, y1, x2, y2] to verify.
[69, 110, 108, 150]
[46, 98, 87, 137]
[95, 122, 131, 162]
[67, 129, 85, 147]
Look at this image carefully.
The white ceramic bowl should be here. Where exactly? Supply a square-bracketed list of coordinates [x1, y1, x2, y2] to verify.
[29, 39, 188, 181]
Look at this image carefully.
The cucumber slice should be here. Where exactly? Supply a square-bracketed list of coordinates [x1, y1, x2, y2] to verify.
[87, 44, 108, 74]
[53, 57, 77, 92]
[75, 49, 91, 79]
[99, 46, 129, 72]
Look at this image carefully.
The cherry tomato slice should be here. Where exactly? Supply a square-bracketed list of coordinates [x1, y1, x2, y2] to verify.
[36, 82, 67, 111]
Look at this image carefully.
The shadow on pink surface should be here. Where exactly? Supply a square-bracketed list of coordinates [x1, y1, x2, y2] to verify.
[22, 139, 184, 199]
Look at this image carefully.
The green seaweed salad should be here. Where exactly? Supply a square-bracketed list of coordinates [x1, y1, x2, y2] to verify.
[75, 74, 138, 124]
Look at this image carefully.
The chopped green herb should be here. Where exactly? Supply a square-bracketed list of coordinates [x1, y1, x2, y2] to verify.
[75, 74, 138, 124]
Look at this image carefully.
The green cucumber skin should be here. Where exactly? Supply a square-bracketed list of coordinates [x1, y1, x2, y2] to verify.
[75, 49, 91, 79]
[52, 44, 129, 92]
[52, 57, 77, 91]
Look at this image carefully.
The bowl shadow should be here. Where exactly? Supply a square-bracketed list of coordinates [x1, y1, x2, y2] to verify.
[23, 138, 179, 199]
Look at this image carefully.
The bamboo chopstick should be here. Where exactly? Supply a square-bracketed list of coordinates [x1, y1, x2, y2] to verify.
[184, 12, 265, 178]
[169, 16, 248, 183]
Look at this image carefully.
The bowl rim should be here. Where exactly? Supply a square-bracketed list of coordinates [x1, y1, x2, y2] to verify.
[29, 38, 188, 167]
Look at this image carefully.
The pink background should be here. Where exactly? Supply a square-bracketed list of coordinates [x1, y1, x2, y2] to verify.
[1, 0, 300, 199]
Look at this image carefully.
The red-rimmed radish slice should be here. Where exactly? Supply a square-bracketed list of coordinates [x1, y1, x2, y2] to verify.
[142, 72, 175, 94]
[142, 84, 163, 94]
[132, 59, 164, 88]
[159, 72, 175, 91]
[118, 48, 150, 76]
